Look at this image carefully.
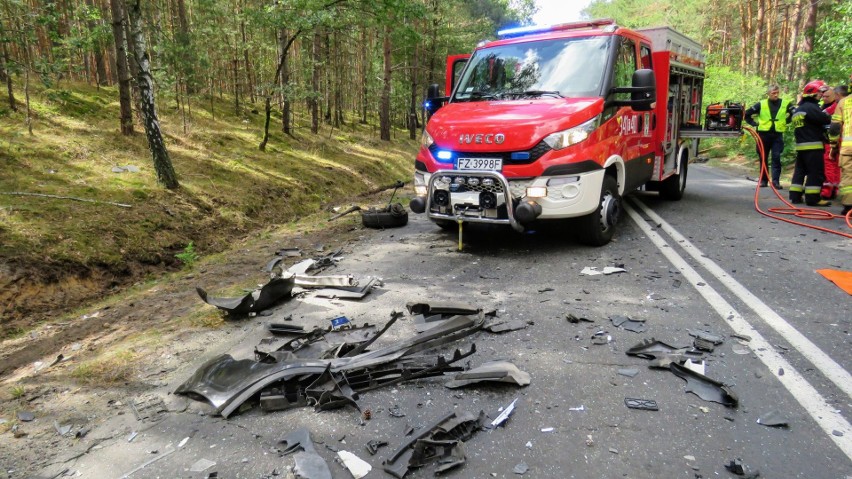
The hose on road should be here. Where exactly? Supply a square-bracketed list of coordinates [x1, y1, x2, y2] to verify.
[741, 125, 852, 238]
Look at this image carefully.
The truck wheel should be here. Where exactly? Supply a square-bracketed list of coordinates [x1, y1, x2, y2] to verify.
[660, 151, 688, 201]
[577, 175, 621, 246]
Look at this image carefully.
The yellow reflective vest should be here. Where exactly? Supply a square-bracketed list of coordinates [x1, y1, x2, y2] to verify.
[831, 97, 852, 149]
[757, 98, 791, 132]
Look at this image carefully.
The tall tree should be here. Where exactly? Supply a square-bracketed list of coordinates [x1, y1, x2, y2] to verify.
[109, 0, 133, 134]
[379, 23, 391, 141]
[127, 0, 178, 189]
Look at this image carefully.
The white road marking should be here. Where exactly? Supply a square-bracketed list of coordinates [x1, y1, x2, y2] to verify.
[624, 201, 852, 459]
[632, 198, 852, 399]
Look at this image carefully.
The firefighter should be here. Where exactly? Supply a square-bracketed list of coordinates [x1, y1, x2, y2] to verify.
[820, 85, 840, 200]
[789, 80, 833, 207]
[829, 81, 852, 215]
[745, 85, 795, 188]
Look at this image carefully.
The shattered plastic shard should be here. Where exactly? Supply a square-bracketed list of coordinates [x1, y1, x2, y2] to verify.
[624, 398, 659, 411]
[670, 363, 738, 408]
[338, 450, 372, 478]
[280, 428, 333, 479]
[196, 275, 295, 316]
[756, 410, 789, 428]
[444, 360, 530, 388]
[490, 398, 518, 428]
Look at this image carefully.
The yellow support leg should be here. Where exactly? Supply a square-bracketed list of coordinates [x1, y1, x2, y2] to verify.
[457, 219, 463, 252]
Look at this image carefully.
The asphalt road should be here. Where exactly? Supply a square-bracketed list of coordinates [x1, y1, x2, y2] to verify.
[39, 164, 851, 479]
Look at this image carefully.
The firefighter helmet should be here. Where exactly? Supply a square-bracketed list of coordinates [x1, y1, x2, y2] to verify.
[803, 80, 826, 97]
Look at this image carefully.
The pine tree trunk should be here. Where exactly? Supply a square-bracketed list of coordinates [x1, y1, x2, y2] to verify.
[753, 0, 764, 75]
[379, 24, 391, 141]
[311, 31, 320, 134]
[797, 0, 816, 87]
[409, 37, 418, 140]
[360, 27, 368, 124]
[109, 0, 133, 134]
[127, 0, 178, 189]
[0, 33, 16, 112]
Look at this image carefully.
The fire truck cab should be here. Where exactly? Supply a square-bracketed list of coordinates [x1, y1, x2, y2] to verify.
[409, 20, 707, 246]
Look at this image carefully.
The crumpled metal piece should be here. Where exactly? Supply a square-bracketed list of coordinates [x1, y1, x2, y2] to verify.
[196, 275, 294, 316]
[444, 360, 530, 388]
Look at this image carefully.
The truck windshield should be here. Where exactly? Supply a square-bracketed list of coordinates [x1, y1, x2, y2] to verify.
[453, 36, 610, 101]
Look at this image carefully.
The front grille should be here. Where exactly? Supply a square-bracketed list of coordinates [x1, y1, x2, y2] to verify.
[428, 142, 551, 165]
[444, 177, 505, 194]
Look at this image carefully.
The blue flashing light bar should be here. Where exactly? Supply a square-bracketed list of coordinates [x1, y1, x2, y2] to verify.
[497, 19, 617, 38]
[436, 150, 452, 161]
[511, 152, 530, 160]
[497, 24, 552, 38]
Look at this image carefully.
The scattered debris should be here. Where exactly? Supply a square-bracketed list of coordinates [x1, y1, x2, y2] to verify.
[540, 427, 554, 432]
[610, 315, 646, 333]
[489, 398, 518, 428]
[731, 343, 751, 355]
[197, 275, 295, 317]
[383, 410, 485, 478]
[178, 437, 189, 448]
[682, 359, 706, 376]
[266, 323, 306, 335]
[670, 363, 738, 408]
[756, 411, 789, 428]
[688, 330, 724, 345]
[444, 361, 530, 388]
[566, 313, 594, 323]
[189, 459, 217, 473]
[483, 319, 528, 334]
[568, 405, 585, 411]
[17, 411, 35, 422]
[624, 398, 659, 411]
[280, 429, 332, 479]
[513, 462, 529, 475]
[617, 368, 639, 378]
[365, 440, 388, 455]
[580, 266, 627, 276]
[338, 450, 372, 478]
[176, 312, 484, 418]
[53, 421, 72, 436]
[126, 431, 138, 442]
[130, 394, 167, 422]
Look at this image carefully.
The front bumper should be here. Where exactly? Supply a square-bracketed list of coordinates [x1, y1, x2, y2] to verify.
[412, 169, 605, 232]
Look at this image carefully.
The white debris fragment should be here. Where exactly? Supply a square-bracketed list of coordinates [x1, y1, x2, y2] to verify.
[189, 458, 216, 472]
[337, 450, 372, 479]
[569, 405, 585, 411]
[490, 398, 518, 428]
[581, 266, 626, 276]
[177, 437, 189, 448]
[683, 359, 706, 376]
[540, 427, 554, 433]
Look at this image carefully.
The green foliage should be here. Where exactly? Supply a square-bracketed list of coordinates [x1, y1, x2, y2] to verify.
[805, 1, 852, 85]
[9, 385, 25, 400]
[175, 242, 199, 267]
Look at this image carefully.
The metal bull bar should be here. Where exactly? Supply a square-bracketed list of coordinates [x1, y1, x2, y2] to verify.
[424, 170, 525, 232]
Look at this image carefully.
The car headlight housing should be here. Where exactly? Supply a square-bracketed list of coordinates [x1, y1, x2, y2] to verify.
[543, 115, 600, 150]
[421, 130, 434, 148]
[414, 172, 428, 195]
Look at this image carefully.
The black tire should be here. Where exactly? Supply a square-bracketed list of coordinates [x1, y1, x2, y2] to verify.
[659, 151, 688, 201]
[361, 203, 408, 228]
[577, 175, 621, 246]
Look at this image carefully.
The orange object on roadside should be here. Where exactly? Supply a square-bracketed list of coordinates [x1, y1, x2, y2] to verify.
[816, 269, 852, 295]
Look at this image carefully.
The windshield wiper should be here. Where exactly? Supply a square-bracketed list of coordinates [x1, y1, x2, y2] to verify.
[519, 90, 563, 98]
[458, 90, 499, 101]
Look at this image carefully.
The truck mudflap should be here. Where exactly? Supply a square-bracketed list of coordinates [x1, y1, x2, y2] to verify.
[419, 169, 605, 231]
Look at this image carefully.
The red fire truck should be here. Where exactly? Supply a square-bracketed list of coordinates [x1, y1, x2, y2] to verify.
[408, 20, 715, 245]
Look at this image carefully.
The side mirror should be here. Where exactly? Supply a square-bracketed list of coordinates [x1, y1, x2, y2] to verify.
[609, 68, 656, 111]
[424, 83, 449, 119]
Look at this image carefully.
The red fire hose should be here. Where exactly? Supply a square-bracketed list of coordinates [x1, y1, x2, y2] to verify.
[741, 125, 852, 238]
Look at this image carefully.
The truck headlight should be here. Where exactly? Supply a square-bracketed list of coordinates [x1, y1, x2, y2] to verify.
[543, 116, 600, 150]
[421, 130, 434, 148]
[414, 172, 428, 195]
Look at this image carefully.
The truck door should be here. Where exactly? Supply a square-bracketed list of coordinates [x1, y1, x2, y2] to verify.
[445, 54, 470, 97]
[611, 36, 655, 191]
